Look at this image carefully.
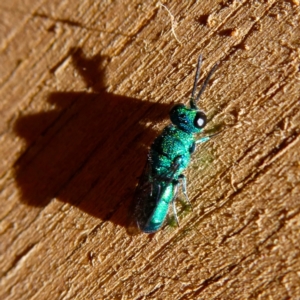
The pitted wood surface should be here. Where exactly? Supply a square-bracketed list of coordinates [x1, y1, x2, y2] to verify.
[0, 1, 299, 299]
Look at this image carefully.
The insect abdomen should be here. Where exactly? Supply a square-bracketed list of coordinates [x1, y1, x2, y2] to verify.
[142, 182, 174, 233]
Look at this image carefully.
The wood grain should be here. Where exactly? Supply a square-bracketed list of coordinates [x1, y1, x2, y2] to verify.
[0, 1, 299, 299]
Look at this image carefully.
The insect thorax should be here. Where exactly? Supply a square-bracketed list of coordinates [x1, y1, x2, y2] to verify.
[149, 125, 195, 180]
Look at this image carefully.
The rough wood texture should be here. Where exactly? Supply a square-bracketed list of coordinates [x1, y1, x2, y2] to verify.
[0, 1, 299, 299]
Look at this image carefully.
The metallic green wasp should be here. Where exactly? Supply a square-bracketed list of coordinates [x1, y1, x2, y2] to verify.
[134, 55, 219, 233]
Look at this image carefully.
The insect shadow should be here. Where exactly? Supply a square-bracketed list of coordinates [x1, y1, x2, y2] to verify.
[13, 48, 172, 229]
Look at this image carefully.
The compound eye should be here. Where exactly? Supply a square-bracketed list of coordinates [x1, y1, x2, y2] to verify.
[194, 111, 207, 129]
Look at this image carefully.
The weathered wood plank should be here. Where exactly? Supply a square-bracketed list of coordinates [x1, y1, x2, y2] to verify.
[0, 0, 299, 299]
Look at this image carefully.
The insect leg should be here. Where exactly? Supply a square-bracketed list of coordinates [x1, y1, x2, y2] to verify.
[171, 181, 180, 226]
[155, 183, 162, 203]
[196, 132, 219, 144]
[149, 168, 154, 197]
[178, 174, 193, 211]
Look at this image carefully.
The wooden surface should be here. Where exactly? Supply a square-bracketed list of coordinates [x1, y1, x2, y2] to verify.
[0, 1, 300, 299]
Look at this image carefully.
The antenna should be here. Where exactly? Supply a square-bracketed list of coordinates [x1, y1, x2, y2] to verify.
[190, 54, 202, 109]
[190, 55, 219, 109]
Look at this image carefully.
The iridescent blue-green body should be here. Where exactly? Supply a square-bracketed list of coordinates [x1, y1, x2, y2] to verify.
[134, 55, 218, 233]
